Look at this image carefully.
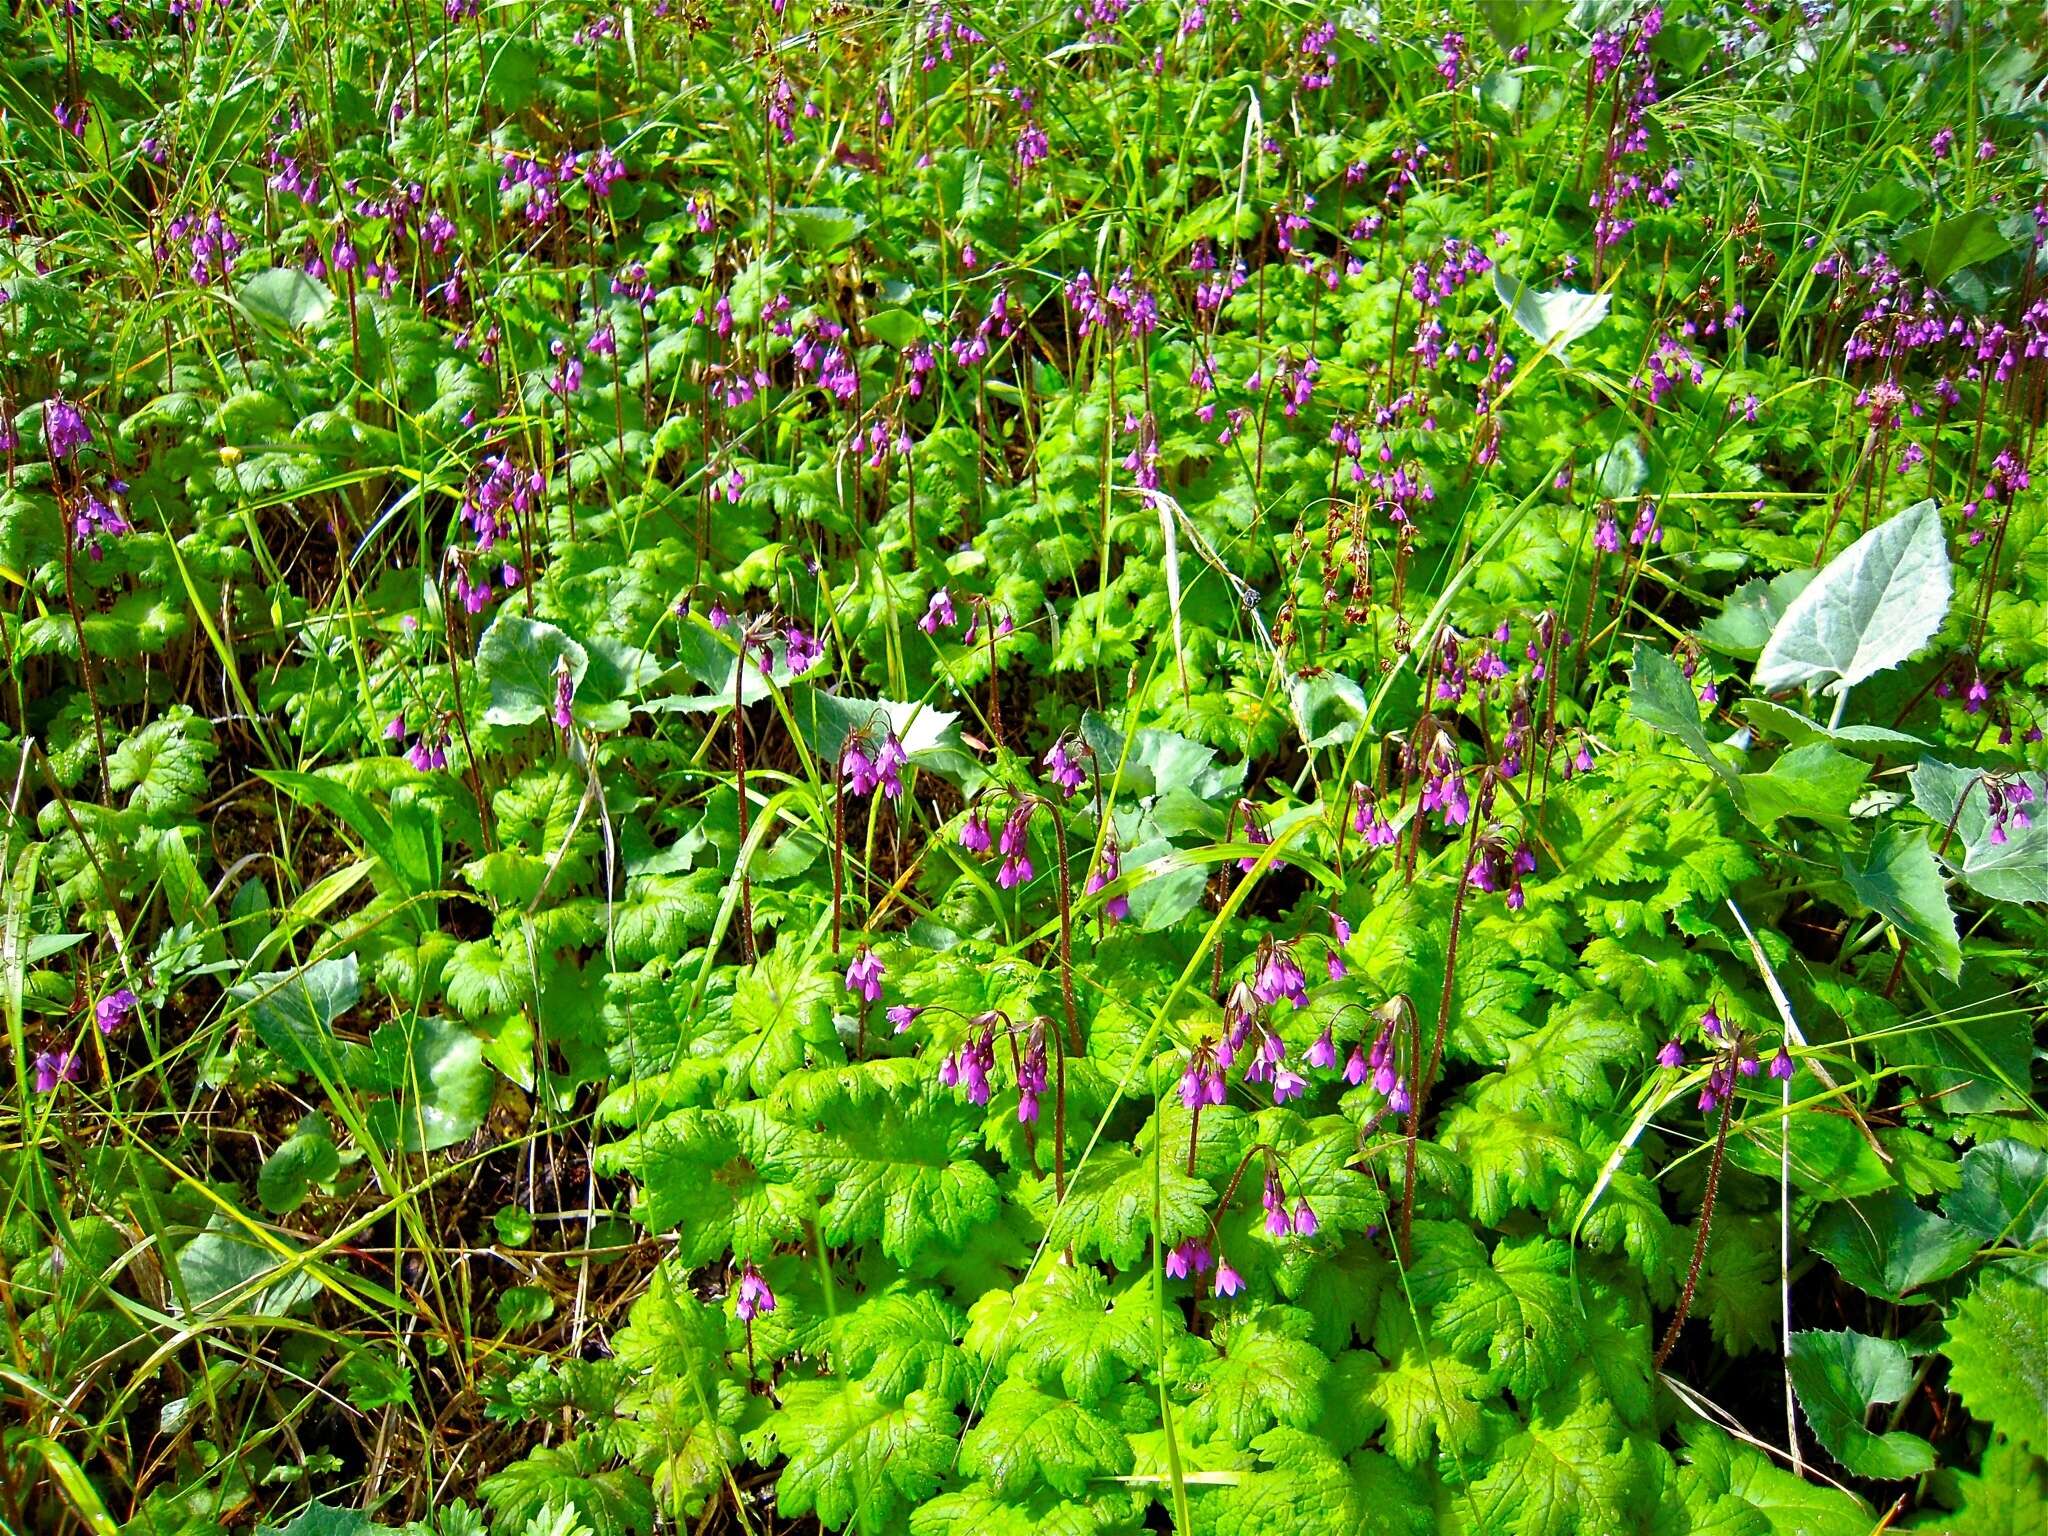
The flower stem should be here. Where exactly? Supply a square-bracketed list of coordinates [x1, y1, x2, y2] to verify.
[733, 639, 755, 964]
[1655, 1085, 1736, 1369]
[1400, 795, 1487, 1262]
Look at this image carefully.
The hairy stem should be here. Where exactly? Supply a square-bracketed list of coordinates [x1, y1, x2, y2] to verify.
[733, 640, 755, 964]
[1656, 1086, 1737, 1369]
[1400, 799, 1486, 1262]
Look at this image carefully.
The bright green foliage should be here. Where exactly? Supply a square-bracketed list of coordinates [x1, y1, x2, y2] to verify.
[729, 948, 846, 1095]
[834, 1290, 974, 1405]
[1432, 1237, 1581, 1402]
[1675, 1422, 1873, 1536]
[1944, 1270, 2048, 1454]
[910, 1482, 1146, 1536]
[779, 1063, 1003, 1264]
[599, 1105, 819, 1263]
[477, 1438, 654, 1536]
[1786, 1330, 1936, 1479]
[1945, 1141, 2048, 1246]
[1182, 1309, 1328, 1445]
[108, 708, 217, 817]
[1907, 1436, 2048, 1535]
[957, 1378, 1135, 1498]
[6, 0, 2045, 1532]
[1036, 1148, 1215, 1268]
[1461, 1393, 1645, 1536]
[1335, 1339, 1497, 1469]
[746, 1382, 958, 1535]
[976, 1266, 1153, 1404]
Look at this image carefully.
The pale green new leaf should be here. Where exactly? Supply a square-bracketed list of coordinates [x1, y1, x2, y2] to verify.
[957, 1377, 1133, 1498]
[1494, 269, 1609, 355]
[748, 1382, 957, 1536]
[1754, 499, 1950, 696]
[1432, 1236, 1579, 1400]
[477, 613, 589, 728]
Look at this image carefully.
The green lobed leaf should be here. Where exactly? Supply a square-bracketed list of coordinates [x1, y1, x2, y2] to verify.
[957, 1377, 1134, 1499]
[1431, 1235, 1578, 1402]
[749, 1383, 958, 1536]
[1944, 1269, 2048, 1452]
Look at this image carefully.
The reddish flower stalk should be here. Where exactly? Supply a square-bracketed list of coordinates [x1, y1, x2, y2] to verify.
[1399, 774, 1491, 1263]
[1654, 1085, 1736, 1369]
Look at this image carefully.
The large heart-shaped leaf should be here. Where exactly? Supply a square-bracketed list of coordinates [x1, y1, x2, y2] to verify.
[1909, 760, 2047, 905]
[1593, 437, 1647, 499]
[238, 268, 334, 331]
[171, 1224, 322, 1318]
[230, 955, 367, 1081]
[1839, 826, 1962, 980]
[1494, 269, 1609, 355]
[1080, 711, 1248, 802]
[362, 1016, 492, 1153]
[1807, 1193, 1979, 1302]
[257, 1114, 344, 1214]
[789, 687, 978, 789]
[1787, 1330, 1936, 1480]
[476, 613, 588, 728]
[1629, 644, 1738, 790]
[1754, 500, 1951, 697]
[778, 205, 866, 253]
[1896, 209, 2012, 285]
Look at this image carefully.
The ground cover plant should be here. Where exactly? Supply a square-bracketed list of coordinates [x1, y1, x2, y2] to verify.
[2, 0, 2047, 1531]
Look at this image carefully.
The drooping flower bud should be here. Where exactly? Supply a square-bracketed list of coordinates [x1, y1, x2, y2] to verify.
[844, 946, 885, 1003]
[734, 1261, 776, 1321]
